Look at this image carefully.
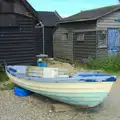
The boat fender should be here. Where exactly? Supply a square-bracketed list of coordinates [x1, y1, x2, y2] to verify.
[9, 68, 17, 73]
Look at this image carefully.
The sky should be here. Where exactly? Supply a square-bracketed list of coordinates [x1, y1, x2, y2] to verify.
[28, 0, 119, 17]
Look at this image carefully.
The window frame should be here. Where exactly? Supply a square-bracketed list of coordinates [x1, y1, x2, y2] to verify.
[76, 33, 84, 41]
[97, 30, 107, 48]
[61, 33, 68, 41]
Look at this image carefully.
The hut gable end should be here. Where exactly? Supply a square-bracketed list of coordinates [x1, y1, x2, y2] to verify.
[0, 0, 14, 12]
[0, 0, 41, 65]
[0, 0, 38, 19]
[97, 9, 120, 29]
[14, 0, 32, 17]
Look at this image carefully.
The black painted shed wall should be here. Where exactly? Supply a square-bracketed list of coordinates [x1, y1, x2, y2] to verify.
[35, 27, 54, 57]
[53, 21, 97, 61]
[44, 27, 54, 57]
[0, 13, 37, 65]
[73, 31, 97, 62]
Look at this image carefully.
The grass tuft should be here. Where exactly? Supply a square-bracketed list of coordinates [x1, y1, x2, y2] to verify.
[86, 53, 120, 75]
[0, 65, 15, 90]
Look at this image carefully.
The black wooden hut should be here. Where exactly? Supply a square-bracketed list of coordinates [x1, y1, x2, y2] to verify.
[0, 0, 42, 65]
[36, 11, 61, 57]
[53, 5, 120, 62]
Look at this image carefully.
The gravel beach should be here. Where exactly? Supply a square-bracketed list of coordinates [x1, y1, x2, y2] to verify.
[0, 79, 120, 120]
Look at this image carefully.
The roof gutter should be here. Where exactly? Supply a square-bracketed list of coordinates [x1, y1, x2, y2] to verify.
[58, 18, 97, 24]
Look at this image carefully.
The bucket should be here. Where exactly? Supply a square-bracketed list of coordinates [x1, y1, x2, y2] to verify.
[41, 62, 47, 67]
[36, 54, 48, 67]
[37, 62, 47, 67]
[37, 61, 41, 67]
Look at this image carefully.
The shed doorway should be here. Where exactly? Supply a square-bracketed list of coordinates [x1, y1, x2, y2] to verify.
[108, 28, 120, 55]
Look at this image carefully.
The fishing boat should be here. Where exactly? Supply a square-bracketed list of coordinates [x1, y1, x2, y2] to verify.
[5, 65, 117, 108]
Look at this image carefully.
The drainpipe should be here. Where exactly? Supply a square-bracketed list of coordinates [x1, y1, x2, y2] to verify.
[38, 21, 45, 54]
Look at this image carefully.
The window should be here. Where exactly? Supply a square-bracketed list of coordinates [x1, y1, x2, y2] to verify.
[97, 31, 107, 48]
[77, 33, 84, 41]
[62, 33, 68, 40]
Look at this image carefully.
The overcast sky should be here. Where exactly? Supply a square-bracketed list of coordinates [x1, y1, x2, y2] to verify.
[28, 0, 119, 17]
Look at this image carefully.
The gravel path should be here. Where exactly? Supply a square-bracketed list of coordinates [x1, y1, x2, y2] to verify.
[0, 80, 120, 120]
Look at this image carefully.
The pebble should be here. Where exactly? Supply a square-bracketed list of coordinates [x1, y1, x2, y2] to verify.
[0, 82, 120, 120]
[49, 110, 52, 113]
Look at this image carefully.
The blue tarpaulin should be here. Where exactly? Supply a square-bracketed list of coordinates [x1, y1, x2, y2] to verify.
[115, 18, 120, 22]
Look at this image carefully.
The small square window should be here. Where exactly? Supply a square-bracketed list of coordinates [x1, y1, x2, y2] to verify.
[62, 33, 68, 40]
[77, 33, 84, 41]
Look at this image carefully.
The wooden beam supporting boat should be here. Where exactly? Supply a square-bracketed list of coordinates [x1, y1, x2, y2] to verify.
[52, 103, 90, 112]
[52, 103, 75, 112]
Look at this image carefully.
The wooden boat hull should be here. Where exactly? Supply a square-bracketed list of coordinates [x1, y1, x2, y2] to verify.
[6, 71, 114, 107]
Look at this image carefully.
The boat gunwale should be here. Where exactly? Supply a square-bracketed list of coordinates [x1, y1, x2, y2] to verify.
[6, 68, 117, 83]
[6, 71, 114, 93]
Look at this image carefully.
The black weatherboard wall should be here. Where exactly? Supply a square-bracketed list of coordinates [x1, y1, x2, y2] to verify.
[36, 11, 61, 57]
[0, 0, 42, 65]
[73, 30, 97, 62]
[53, 21, 97, 61]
